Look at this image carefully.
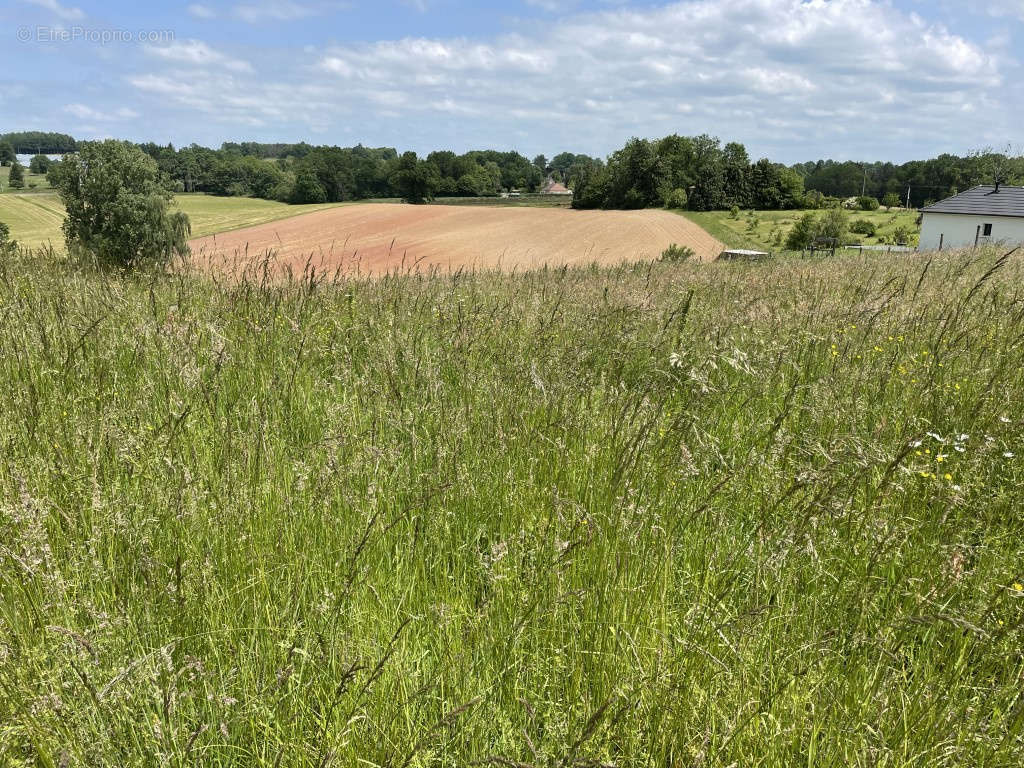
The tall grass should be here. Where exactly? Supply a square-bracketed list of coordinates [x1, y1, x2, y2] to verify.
[1, 246, 1023, 766]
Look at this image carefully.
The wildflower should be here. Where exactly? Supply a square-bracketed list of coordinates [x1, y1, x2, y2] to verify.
[926, 432, 944, 442]
[1004, 452, 1015, 459]
[944, 473, 952, 481]
[1014, 583, 1024, 593]
[909, 439, 922, 448]
[936, 455, 946, 463]
[1000, 417, 1012, 424]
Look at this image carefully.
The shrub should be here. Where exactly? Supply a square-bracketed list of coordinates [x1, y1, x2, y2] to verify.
[53, 140, 191, 268]
[729, 204, 740, 219]
[882, 192, 901, 209]
[0, 221, 17, 255]
[818, 207, 849, 242]
[660, 243, 695, 262]
[850, 219, 877, 236]
[803, 190, 824, 209]
[29, 154, 52, 174]
[856, 196, 880, 211]
[784, 208, 849, 250]
[270, 177, 296, 203]
[291, 170, 328, 204]
[8, 160, 25, 189]
[664, 188, 689, 209]
[785, 212, 819, 250]
[892, 225, 911, 246]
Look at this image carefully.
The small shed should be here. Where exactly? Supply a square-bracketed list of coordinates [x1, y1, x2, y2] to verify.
[919, 185, 1024, 251]
[719, 248, 770, 260]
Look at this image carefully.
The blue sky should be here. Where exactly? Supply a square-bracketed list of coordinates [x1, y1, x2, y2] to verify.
[3, 0, 1022, 163]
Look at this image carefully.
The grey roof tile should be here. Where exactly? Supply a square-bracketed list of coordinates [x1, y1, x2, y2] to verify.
[921, 186, 1024, 217]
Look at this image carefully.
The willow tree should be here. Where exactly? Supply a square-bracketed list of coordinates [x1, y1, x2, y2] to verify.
[53, 140, 190, 268]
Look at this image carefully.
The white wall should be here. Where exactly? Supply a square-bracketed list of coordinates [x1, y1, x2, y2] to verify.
[919, 212, 1024, 251]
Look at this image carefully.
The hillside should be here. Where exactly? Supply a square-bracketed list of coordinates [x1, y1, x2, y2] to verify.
[2, 248, 1023, 765]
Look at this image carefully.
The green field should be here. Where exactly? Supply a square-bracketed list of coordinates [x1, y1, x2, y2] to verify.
[2, 246, 1023, 765]
[681, 207, 921, 252]
[0, 164, 52, 193]
[0, 193, 345, 248]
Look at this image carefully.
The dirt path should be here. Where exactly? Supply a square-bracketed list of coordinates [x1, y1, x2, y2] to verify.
[188, 203, 723, 275]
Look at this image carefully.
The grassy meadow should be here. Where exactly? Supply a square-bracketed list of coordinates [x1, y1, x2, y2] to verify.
[0, 164, 52, 193]
[2, 245, 1024, 765]
[0, 193, 346, 248]
[682, 207, 921, 252]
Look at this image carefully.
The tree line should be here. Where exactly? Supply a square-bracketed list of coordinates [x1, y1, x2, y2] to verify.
[130, 142, 556, 204]
[792, 152, 1024, 208]
[0, 131, 77, 154]
[8, 128, 1022, 211]
[570, 135, 806, 211]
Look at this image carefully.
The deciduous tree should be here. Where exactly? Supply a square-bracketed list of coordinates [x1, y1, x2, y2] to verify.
[53, 140, 190, 267]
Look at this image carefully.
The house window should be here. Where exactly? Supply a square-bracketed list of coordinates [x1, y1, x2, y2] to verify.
[983, 223, 993, 237]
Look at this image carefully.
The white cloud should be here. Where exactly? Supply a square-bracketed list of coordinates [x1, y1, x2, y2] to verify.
[525, 0, 579, 12]
[232, 1, 344, 22]
[65, 104, 140, 121]
[187, 3, 217, 18]
[146, 40, 253, 73]
[988, 1, 1024, 21]
[125, 0, 1014, 161]
[21, 0, 83, 20]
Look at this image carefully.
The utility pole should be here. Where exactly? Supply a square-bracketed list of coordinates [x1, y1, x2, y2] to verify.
[861, 165, 868, 198]
[906, 185, 911, 209]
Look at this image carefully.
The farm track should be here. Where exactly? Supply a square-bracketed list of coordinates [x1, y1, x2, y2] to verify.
[188, 203, 724, 274]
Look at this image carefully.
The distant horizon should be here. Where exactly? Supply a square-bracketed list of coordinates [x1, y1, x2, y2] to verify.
[6, 132, 1017, 170]
[4, 0, 1020, 165]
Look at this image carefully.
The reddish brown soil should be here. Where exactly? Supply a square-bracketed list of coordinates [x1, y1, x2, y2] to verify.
[188, 203, 723, 275]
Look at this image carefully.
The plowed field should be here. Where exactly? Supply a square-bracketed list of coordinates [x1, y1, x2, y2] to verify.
[188, 203, 723, 274]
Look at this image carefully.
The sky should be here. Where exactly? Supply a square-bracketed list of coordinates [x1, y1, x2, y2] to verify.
[2, 0, 1022, 163]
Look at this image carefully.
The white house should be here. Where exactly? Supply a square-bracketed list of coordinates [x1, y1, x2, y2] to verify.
[919, 185, 1024, 251]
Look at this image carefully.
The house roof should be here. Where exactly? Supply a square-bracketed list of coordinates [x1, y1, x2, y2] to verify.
[541, 180, 571, 193]
[920, 185, 1024, 217]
